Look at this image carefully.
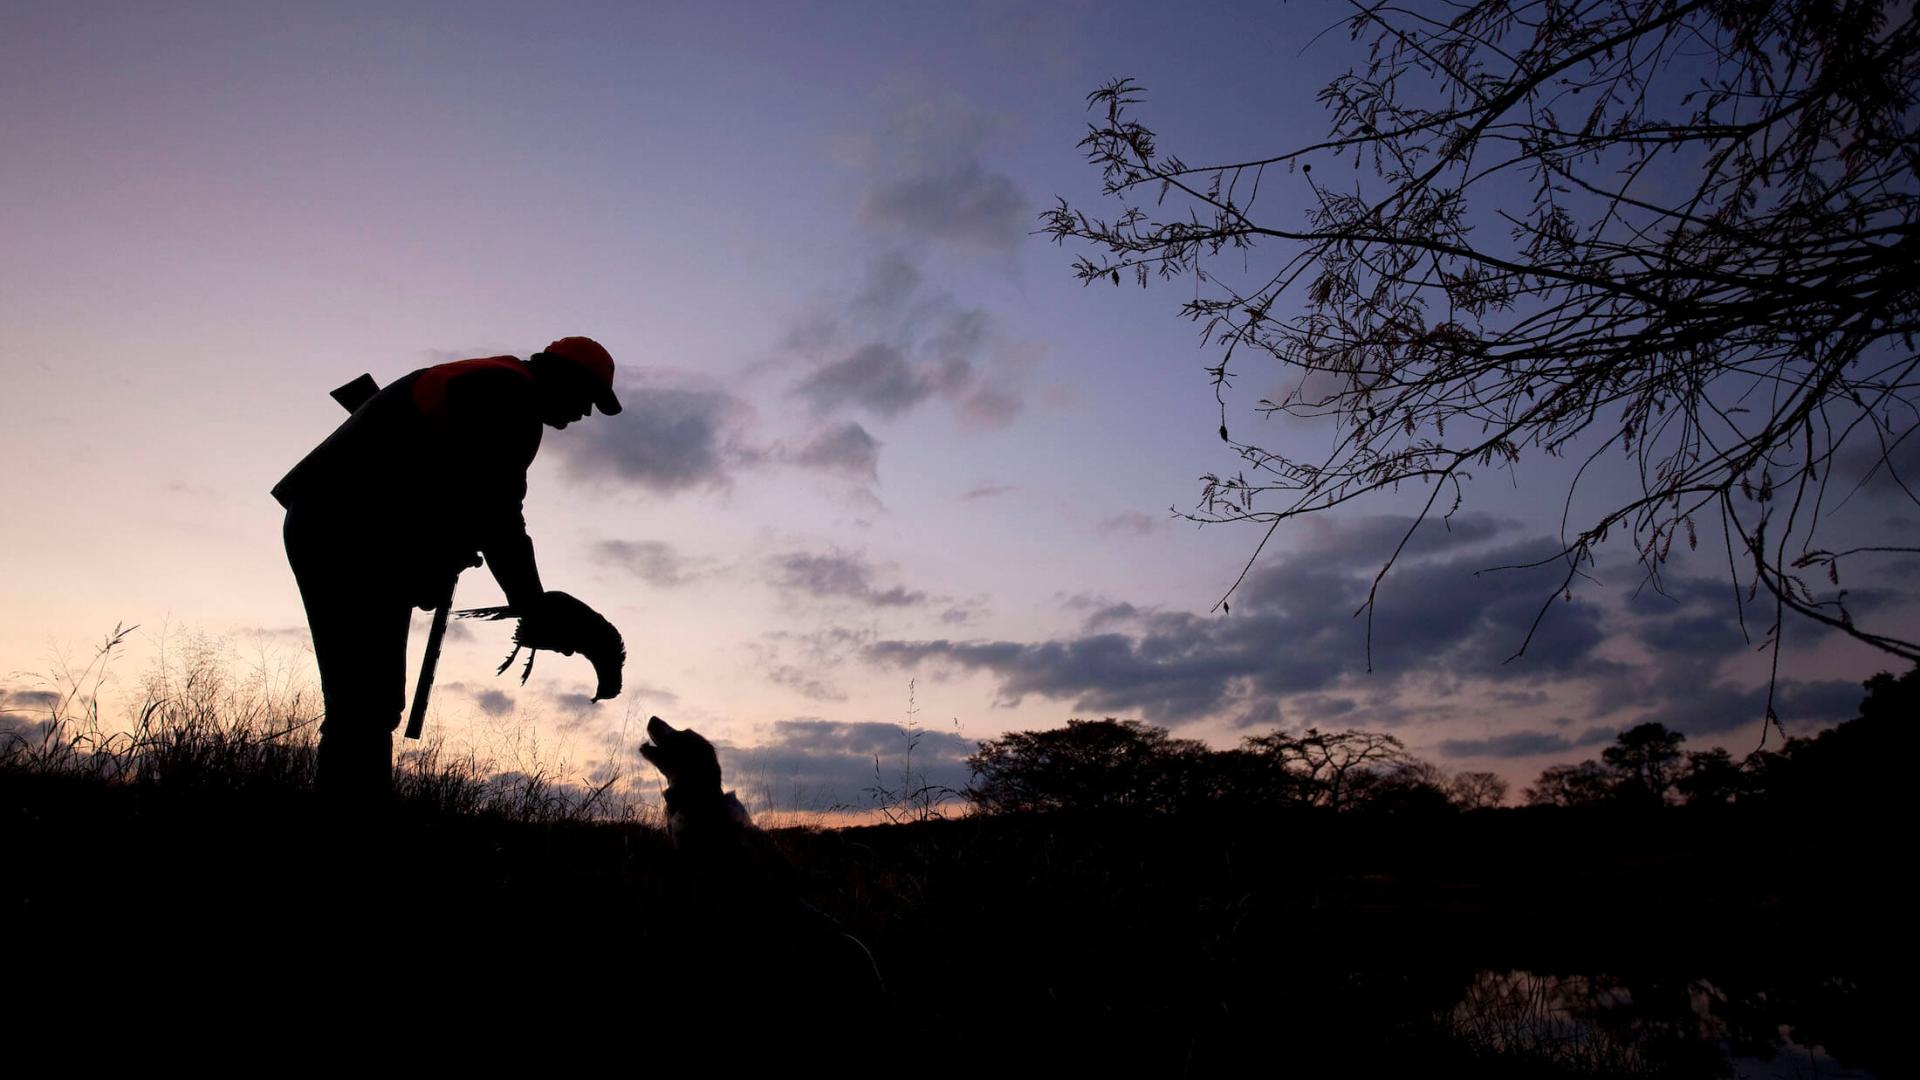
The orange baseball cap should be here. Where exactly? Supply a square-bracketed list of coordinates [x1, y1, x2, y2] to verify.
[539, 336, 623, 415]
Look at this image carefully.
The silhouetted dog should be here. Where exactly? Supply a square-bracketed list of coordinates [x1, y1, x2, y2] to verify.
[638, 716, 885, 1011]
[640, 715, 761, 856]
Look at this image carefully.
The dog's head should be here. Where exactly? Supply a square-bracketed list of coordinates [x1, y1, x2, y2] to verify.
[640, 716, 723, 795]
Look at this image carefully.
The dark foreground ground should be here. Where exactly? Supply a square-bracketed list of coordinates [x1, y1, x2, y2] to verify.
[4, 770, 1895, 1076]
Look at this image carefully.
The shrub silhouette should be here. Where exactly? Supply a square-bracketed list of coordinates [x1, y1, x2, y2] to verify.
[966, 718, 1212, 813]
[1524, 664, 1919, 809]
[968, 718, 1470, 814]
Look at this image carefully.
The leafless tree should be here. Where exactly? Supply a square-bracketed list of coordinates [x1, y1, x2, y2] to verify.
[1045, 0, 1920, 688]
[1447, 770, 1512, 809]
[1524, 759, 1618, 805]
[1245, 727, 1414, 809]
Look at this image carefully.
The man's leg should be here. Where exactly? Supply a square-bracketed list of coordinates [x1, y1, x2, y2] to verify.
[284, 510, 411, 801]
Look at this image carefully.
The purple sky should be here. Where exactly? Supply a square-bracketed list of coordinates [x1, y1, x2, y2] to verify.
[3, 1, 1910, 813]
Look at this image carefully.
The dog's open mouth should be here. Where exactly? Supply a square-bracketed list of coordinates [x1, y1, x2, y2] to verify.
[638, 715, 726, 794]
[640, 716, 670, 763]
[640, 715, 681, 778]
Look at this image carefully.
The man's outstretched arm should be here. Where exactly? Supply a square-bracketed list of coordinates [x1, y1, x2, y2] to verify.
[482, 529, 544, 612]
[445, 368, 548, 611]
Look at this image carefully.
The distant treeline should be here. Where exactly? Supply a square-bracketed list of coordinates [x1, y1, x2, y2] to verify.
[964, 666, 1917, 816]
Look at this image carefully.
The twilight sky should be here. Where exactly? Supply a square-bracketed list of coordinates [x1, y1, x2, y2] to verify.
[4, 1, 1912, 813]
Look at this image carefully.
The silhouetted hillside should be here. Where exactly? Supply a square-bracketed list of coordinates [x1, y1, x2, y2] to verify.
[8, 663, 1908, 1072]
[6, 745, 1895, 1075]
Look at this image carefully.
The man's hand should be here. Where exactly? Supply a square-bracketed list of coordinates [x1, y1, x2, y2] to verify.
[515, 593, 574, 655]
[456, 591, 625, 700]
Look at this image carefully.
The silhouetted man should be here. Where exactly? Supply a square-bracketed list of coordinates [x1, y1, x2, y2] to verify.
[273, 337, 622, 798]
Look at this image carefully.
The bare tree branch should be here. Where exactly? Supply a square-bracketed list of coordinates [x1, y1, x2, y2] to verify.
[1045, 0, 1920, 663]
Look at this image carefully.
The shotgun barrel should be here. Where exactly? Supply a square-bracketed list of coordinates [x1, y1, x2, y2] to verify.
[404, 587, 454, 740]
